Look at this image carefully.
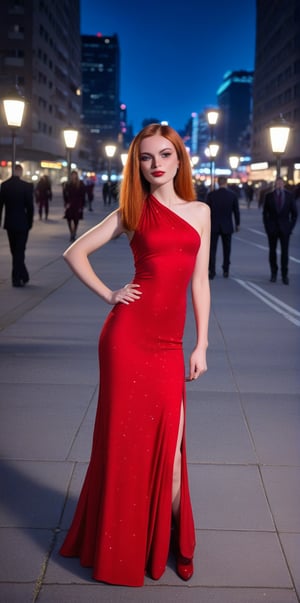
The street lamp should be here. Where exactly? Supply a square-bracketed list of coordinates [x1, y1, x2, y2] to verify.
[2, 91, 26, 174]
[208, 141, 220, 190]
[105, 144, 117, 204]
[206, 109, 219, 139]
[191, 155, 199, 169]
[269, 117, 290, 178]
[63, 128, 79, 180]
[120, 153, 128, 167]
[229, 155, 240, 178]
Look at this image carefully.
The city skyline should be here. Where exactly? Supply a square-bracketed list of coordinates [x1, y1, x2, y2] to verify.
[80, 0, 256, 134]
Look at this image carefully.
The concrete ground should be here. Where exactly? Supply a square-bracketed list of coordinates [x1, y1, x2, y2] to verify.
[0, 186, 299, 603]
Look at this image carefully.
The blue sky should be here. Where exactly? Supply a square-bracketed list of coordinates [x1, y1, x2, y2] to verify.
[80, 0, 256, 134]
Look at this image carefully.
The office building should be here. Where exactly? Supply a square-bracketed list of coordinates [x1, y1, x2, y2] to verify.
[252, 0, 300, 179]
[217, 70, 253, 163]
[81, 34, 121, 147]
[0, 0, 83, 180]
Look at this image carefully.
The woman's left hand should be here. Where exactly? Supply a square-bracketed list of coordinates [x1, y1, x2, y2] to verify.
[186, 348, 207, 381]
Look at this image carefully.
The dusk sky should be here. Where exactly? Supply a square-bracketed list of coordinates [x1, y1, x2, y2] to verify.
[80, 0, 256, 134]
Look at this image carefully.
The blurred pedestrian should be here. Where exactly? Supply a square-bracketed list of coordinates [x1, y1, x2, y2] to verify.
[0, 163, 34, 287]
[102, 181, 109, 205]
[263, 176, 298, 284]
[85, 179, 95, 211]
[243, 182, 254, 209]
[63, 170, 85, 241]
[205, 175, 240, 279]
[35, 174, 52, 219]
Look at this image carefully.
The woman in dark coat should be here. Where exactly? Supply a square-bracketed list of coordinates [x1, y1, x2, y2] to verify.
[35, 174, 52, 220]
[63, 170, 85, 241]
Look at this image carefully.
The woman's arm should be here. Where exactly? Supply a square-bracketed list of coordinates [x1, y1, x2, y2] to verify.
[63, 208, 142, 305]
[188, 203, 211, 380]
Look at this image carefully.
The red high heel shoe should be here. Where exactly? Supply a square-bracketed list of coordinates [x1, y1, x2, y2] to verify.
[176, 554, 194, 581]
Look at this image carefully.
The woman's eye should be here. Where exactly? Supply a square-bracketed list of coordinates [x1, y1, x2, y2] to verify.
[140, 155, 151, 162]
[161, 152, 171, 158]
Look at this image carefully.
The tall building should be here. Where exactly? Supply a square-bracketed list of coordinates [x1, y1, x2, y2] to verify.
[0, 0, 84, 179]
[252, 0, 300, 178]
[81, 34, 120, 150]
[217, 70, 254, 163]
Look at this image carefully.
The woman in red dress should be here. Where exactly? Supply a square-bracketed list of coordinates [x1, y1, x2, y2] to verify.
[60, 124, 211, 586]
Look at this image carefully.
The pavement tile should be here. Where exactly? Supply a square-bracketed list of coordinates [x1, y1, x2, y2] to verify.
[0, 352, 98, 386]
[36, 584, 299, 603]
[67, 394, 97, 462]
[189, 465, 274, 531]
[0, 384, 95, 460]
[280, 533, 300, 599]
[59, 463, 87, 529]
[261, 467, 300, 532]
[0, 584, 36, 603]
[0, 527, 52, 582]
[188, 531, 292, 588]
[186, 392, 257, 464]
[241, 394, 300, 464]
[0, 460, 72, 528]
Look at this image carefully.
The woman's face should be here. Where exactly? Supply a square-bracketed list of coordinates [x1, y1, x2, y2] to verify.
[139, 135, 179, 187]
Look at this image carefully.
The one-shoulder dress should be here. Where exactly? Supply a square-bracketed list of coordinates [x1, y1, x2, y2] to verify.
[60, 194, 201, 586]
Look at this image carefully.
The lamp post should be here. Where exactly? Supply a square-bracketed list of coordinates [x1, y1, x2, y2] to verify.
[269, 117, 290, 178]
[63, 129, 79, 180]
[208, 142, 220, 190]
[2, 93, 26, 174]
[105, 144, 117, 204]
[206, 109, 220, 190]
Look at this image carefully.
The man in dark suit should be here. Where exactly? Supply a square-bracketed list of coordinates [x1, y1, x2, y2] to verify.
[263, 176, 298, 285]
[206, 175, 240, 279]
[0, 164, 34, 287]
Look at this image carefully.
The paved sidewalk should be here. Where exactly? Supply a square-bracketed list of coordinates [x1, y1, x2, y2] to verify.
[0, 189, 299, 603]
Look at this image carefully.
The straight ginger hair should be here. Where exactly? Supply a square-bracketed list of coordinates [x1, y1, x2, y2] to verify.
[119, 124, 196, 231]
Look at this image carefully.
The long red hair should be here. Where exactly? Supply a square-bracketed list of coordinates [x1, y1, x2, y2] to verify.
[119, 123, 196, 230]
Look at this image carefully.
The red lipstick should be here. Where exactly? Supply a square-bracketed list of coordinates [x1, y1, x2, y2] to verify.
[152, 171, 165, 177]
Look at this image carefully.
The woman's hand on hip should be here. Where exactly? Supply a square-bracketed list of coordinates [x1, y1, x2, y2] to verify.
[109, 283, 142, 305]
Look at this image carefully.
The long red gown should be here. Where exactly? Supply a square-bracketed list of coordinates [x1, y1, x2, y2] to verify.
[60, 194, 200, 586]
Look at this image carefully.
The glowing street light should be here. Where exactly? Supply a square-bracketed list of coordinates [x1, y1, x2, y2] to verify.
[120, 153, 128, 167]
[269, 117, 290, 178]
[208, 141, 220, 190]
[229, 155, 240, 179]
[105, 144, 117, 204]
[63, 128, 79, 180]
[206, 109, 219, 140]
[229, 155, 239, 170]
[2, 90, 26, 174]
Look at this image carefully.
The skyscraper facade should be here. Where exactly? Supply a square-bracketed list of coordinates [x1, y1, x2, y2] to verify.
[0, 0, 83, 175]
[81, 34, 120, 145]
[252, 0, 300, 177]
[217, 70, 253, 162]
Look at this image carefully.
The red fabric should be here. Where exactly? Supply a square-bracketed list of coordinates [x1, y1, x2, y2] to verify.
[60, 195, 200, 586]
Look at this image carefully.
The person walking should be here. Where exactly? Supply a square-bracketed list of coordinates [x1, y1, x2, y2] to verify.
[205, 175, 240, 279]
[63, 170, 85, 241]
[60, 123, 211, 586]
[35, 174, 52, 220]
[0, 163, 34, 287]
[84, 178, 95, 211]
[263, 176, 298, 284]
